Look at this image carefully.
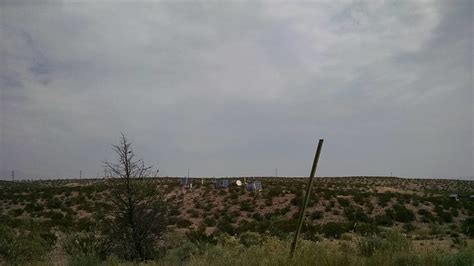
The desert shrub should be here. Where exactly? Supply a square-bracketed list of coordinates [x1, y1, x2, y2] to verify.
[63, 232, 108, 259]
[229, 191, 239, 200]
[354, 223, 380, 236]
[311, 210, 324, 220]
[217, 221, 235, 235]
[337, 197, 351, 208]
[325, 204, 332, 212]
[377, 193, 393, 207]
[437, 210, 453, 224]
[217, 214, 236, 235]
[187, 228, 217, 245]
[0, 224, 51, 263]
[462, 217, 474, 238]
[7, 208, 24, 217]
[381, 230, 410, 252]
[177, 218, 193, 228]
[418, 209, 436, 223]
[366, 201, 374, 214]
[203, 217, 216, 227]
[203, 203, 214, 212]
[268, 217, 297, 238]
[24, 202, 44, 213]
[429, 223, 443, 235]
[169, 206, 181, 216]
[412, 198, 420, 207]
[321, 222, 348, 239]
[251, 212, 263, 221]
[353, 194, 365, 205]
[46, 197, 63, 209]
[344, 206, 369, 223]
[451, 208, 459, 217]
[44, 210, 65, 220]
[239, 200, 255, 212]
[75, 217, 94, 232]
[390, 204, 415, 223]
[375, 214, 394, 226]
[266, 187, 281, 199]
[402, 223, 417, 233]
[188, 209, 200, 218]
[357, 235, 382, 257]
[291, 195, 304, 206]
[265, 198, 273, 206]
[239, 231, 262, 247]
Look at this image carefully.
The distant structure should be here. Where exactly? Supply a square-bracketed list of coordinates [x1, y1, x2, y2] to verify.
[180, 177, 193, 188]
[214, 179, 230, 189]
[449, 193, 459, 201]
[246, 180, 263, 192]
[469, 195, 474, 201]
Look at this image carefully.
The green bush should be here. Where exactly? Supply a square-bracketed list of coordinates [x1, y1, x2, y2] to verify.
[358, 235, 382, 257]
[7, 208, 24, 217]
[344, 206, 369, 222]
[462, 218, 474, 238]
[239, 231, 262, 247]
[311, 210, 324, 220]
[177, 218, 193, 228]
[375, 214, 394, 226]
[203, 217, 217, 227]
[321, 222, 348, 239]
[0, 224, 51, 263]
[354, 223, 380, 236]
[418, 209, 436, 223]
[63, 232, 108, 259]
[239, 200, 255, 212]
[187, 228, 217, 245]
[402, 223, 417, 233]
[389, 204, 415, 223]
[377, 193, 393, 207]
[337, 197, 351, 207]
[381, 230, 410, 252]
[437, 210, 453, 224]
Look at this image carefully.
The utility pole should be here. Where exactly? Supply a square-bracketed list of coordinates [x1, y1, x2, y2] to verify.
[79, 170, 82, 180]
[11, 171, 14, 182]
[290, 139, 324, 257]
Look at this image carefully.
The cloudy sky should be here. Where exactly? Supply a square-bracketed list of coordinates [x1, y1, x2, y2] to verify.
[0, 0, 472, 180]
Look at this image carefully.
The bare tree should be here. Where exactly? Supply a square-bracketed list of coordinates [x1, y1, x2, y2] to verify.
[103, 133, 167, 261]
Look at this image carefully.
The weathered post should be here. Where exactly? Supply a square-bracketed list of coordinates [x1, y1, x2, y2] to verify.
[290, 139, 324, 257]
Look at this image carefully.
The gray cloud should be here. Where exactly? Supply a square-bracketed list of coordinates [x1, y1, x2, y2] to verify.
[0, 0, 472, 179]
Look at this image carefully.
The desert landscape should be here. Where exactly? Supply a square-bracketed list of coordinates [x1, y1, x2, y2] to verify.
[2, 1, 472, 265]
[1, 176, 473, 265]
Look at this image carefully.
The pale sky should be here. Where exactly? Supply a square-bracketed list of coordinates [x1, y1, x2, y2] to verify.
[0, 0, 472, 179]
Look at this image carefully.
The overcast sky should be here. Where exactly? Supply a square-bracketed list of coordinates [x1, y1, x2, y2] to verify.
[0, 0, 472, 180]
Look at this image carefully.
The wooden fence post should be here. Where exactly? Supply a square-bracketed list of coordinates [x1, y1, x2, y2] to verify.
[290, 139, 324, 257]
